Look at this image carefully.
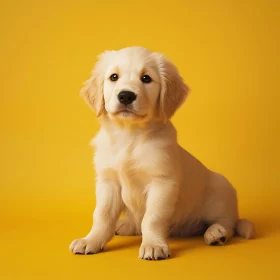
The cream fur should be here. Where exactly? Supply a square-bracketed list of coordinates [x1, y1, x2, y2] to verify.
[69, 46, 255, 260]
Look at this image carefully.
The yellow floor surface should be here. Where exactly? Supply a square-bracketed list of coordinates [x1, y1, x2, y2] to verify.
[2, 210, 280, 279]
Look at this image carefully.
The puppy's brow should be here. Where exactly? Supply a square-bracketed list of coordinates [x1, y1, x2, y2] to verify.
[108, 66, 120, 77]
[141, 67, 149, 75]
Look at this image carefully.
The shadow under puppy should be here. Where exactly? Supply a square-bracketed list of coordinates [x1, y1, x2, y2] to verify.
[70, 46, 255, 260]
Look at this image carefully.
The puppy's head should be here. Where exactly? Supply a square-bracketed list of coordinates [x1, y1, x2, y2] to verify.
[81, 47, 189, 123]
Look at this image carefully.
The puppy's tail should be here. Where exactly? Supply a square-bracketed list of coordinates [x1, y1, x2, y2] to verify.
[236, 219, 256, 239]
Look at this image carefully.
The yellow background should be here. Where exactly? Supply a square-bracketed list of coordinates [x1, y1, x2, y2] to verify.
[1, 0, 279, 279]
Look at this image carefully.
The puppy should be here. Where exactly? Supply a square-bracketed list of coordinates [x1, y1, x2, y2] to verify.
[70, 46, 255, 260]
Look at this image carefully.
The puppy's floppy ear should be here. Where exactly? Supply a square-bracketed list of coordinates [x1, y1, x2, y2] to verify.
[156, 54, 189, 120]
[80, 53, 107, 117]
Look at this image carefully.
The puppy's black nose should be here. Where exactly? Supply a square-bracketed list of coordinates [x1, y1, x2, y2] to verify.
[117, 91, 136, 105]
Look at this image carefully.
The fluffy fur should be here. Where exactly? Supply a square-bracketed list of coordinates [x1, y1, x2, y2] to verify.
[69, 46, 255, 260]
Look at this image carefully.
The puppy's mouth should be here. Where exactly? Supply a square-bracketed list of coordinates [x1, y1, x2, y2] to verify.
[112, 109, 146, 118]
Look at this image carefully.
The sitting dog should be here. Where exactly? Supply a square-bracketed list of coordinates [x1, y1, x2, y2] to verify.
[70, 46, 255, 260]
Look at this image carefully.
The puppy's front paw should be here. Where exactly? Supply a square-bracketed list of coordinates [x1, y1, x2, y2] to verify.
[139, 242, 170, 260]
[69, 237, 104, 255]
[204, 223, 228, 246]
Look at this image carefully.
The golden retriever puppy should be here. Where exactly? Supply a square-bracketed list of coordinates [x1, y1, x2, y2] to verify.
[69, 46, 255, 260]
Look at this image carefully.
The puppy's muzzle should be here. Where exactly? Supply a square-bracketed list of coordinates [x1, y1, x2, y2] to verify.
[118, 91, 137, 105]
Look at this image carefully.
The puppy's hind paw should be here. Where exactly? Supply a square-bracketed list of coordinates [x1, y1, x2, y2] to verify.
[204, 224, 228, 246]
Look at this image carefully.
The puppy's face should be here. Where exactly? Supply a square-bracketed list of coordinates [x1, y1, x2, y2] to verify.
[81, 47, 189, 123]
[102, 48, 161, 122]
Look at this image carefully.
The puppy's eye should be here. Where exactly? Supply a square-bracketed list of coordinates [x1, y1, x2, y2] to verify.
[141, 75, 152, 83]
[110, 73, 118, 81]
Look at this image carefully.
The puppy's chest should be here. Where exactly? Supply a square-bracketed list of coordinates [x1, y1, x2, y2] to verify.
[98, 135, 156, 179]
[97, 133, 153, 171]
[104, 141, 151, 182]
[97, 138, 151, 213]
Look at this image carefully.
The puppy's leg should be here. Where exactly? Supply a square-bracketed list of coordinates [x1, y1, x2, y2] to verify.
[139, 179, 178, 260]
[69, 178, 122, 254]
[203, 174, 238, 246]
